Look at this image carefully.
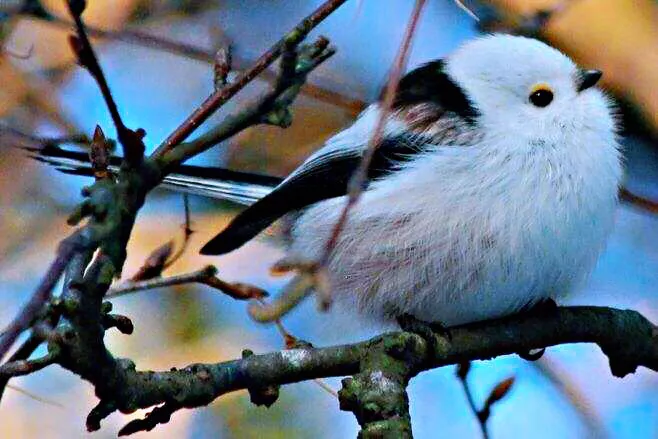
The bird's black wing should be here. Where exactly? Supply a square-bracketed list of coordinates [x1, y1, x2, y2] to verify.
[201, 58, 480, 255]
[200, 133, 429, 254]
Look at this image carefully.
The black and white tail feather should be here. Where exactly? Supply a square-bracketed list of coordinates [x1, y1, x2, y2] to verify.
[27, 145, 280, 206]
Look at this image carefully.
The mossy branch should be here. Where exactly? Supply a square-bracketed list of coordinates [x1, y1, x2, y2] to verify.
[8, 306, 653, 435]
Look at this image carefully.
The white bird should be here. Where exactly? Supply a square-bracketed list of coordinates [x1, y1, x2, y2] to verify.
[32, 35, 622, 328]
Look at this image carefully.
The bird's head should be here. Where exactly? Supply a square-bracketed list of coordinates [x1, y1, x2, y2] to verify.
[444, 34, 616, 146]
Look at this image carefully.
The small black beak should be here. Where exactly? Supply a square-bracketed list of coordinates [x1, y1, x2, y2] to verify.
[577, 69, 603, 92]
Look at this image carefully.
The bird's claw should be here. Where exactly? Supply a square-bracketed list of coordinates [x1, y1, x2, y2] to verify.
[396, 313, 451, 358]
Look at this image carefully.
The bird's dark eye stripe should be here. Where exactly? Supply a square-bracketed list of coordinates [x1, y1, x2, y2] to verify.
[529, 89, 553, 107]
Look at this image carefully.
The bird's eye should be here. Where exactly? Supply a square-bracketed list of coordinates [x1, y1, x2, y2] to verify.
[529, 84, 554, 108]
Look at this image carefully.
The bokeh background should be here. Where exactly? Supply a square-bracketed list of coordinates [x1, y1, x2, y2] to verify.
[0, 0, 656, 437]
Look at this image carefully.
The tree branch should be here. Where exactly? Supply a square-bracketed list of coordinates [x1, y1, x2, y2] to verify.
[107, 265, 268, 301]
[65, 0, 145, 165]
[152, 0, 348, 157]
[0, 232, 81, 360]
[21, 305, 657, 435]
[15, 4, 365, 115]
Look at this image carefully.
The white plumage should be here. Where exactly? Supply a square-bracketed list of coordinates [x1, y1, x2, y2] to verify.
[289, 35, 621, 325]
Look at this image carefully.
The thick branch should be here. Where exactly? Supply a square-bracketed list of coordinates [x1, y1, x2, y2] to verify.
[53, 306, 656, 434]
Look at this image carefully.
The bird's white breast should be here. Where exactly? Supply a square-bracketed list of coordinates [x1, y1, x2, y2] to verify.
[289, 115, 621, 326]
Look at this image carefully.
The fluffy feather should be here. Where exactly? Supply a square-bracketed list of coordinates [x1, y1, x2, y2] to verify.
[289, 35, 621, 325]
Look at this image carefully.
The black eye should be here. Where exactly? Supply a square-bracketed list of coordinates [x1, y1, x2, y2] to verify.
[529, 88, 554, 107]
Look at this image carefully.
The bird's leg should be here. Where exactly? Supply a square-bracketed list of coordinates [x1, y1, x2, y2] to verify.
[396, 313, 452, 359]
[525, 297, 559, 315]
[516, 297, 558, 361]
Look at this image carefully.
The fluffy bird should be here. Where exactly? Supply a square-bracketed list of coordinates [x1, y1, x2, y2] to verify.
[32, 35, 621, 327]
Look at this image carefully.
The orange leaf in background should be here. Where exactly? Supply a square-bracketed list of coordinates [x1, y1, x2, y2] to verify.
[488, 0, 658, 132]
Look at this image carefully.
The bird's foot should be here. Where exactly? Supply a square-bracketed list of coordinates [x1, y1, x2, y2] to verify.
[516, 298, 558, 361]
[396, 313, 451, 358]
[526, 297, 558, 316]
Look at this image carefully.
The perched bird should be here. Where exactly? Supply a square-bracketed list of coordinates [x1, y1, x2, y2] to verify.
[32, 35, 621, 327]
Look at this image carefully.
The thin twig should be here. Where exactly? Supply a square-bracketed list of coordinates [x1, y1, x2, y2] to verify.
[0, 234, 80, 360]
[65, 1, 145, 164]
[157, 36, 335, 168]
[620, 187, 658, 214]
[163, 195, 195, 269]
[319, 0, 426, 292]
[107, 265, 267, 301]
[0, 333, 44, 400]
[152, 0, 349, 157]
[313, 378, 339, 398]
[0, 351, 59, 378]
[5, 384, 65, 408]
[16, 10, 363, 114]
[456, 362, 516, 439]
[456, 362, 489, 439]
[453, 0, 480, 21]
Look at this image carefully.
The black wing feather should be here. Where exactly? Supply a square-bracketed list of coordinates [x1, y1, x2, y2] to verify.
[200, 134, 429, 255]
[202, 58, 479, 255]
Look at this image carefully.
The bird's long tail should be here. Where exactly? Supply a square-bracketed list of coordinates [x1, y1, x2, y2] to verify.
[26, 145, 283, 206]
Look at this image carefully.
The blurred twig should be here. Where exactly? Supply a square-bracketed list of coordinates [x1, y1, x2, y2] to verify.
[456, 362, 489, 438]
[5, 384, 65, 409]
[620, 187, 658, 214]
[15, 7, 365, 114]
[320, 0, 427, 300]
[163, 194, 194, 270]
[0, 232, 80, 360]
[532, 358, 607, 438]
[456, 362, 515, 439]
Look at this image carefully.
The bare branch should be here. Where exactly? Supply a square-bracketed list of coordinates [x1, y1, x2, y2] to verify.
[16, 8, 364, 115]
[0, 350, 59, 379]
[620, 187, 658, 214]
[0, 232, 82, 360]
[152, 0, 349, 157]
[75, 305, 652, 436]
[157, 36, 336, 169]
[65, 0, 145, 165]
[107, 265, 268, 301]
[319, 0, 427, 297]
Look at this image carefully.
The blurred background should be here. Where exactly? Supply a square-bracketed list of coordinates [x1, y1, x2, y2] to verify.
[0, 0, 656, 437]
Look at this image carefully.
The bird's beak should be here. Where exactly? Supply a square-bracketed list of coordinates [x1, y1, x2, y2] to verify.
[577, 69, 603, 92]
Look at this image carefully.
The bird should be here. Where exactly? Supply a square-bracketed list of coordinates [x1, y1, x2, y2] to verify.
[30, 34, 622, 328]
